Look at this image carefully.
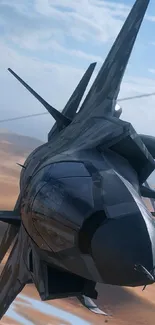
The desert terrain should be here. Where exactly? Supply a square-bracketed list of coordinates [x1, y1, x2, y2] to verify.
[0, 130, 155, 325]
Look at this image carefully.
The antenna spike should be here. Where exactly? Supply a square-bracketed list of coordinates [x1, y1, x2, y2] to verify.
[16, 163, 26, 169]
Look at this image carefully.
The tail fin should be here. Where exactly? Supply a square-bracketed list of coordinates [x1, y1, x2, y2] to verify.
[63, 62, 96, 119]
[48, 62, 96, 141]
[8, 68, 71, 129]
[78, 0, 149, 117]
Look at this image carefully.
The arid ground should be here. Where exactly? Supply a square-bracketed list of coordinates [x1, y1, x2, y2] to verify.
[0, 131, 155, 325]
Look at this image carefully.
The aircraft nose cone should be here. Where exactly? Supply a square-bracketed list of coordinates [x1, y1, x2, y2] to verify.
[91, 214, 155, 286]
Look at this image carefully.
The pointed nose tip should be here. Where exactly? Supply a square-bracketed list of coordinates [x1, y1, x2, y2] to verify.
[91, 215, 154, 286]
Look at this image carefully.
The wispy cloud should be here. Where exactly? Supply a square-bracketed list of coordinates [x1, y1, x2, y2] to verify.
[0, 0, 155, 141]
[148, 68, 155, 74]
[34, 0, 130, 42]
[146, 15, 155, 22]
[150, 41, 155, 46]
[0, 0, 129, 48]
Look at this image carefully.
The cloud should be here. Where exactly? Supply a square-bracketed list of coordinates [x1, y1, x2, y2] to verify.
[0, 0, 155, 142]
[0, 0, 129, 48]
[34, 0, 129, 43]
[148, 68, 155, 74]
[146, 15, 155, 22]
[10, 33, 103, 62]
[0, 40, 100, 140]
[0, 0, 133, 70]
[119, 75, 155, 136]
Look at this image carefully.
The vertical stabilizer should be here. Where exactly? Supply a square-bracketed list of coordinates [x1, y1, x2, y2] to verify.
[48, 62, 96, 141]
[78, 0, 149, 118]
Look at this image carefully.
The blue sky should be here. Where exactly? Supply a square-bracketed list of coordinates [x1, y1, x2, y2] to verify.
[0, 0, 155, 141]
[5, 293, 92, 325]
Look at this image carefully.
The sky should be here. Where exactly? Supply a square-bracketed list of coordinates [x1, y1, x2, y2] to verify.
[0, 0, 155, 141]
[5, 293, 92, 325]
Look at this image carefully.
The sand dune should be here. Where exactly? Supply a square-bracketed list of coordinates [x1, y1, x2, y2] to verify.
[0, 131, 155, 325]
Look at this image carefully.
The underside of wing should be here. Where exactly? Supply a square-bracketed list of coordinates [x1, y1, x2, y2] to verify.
[0, 223, 102, 319]
[0, 225, 18, 264]
[0, 225, 31, 319]
[0, 208, 21, 263]
[0, 207, 21, 269]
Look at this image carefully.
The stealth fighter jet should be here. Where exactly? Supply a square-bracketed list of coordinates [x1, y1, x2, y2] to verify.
[0, 0, 155, 319]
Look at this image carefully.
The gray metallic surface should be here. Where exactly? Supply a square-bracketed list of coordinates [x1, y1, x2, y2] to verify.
[140, 134, 155, 158]
[21, 149, 155, 286]
[0, 0, 155, 320]
[48, 62, 96, 141]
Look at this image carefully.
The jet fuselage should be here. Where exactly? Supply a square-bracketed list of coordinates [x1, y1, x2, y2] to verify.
[20, 144, 155, 287]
